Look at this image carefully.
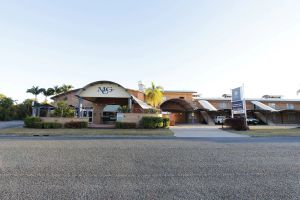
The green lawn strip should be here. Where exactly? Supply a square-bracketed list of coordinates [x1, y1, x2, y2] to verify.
[0, 128, 174, 136]
[226, 128, 300, 137]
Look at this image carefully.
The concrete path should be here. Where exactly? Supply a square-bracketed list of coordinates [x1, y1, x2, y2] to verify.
[171, 125, 248, 137]
[0, 121, 24, 129]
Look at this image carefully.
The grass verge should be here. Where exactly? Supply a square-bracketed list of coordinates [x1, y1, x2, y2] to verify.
[226, 127, 300, 137]
[0, 128, 174, 137]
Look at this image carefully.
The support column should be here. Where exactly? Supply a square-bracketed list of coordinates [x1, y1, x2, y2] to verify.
[78, 97, 83, 118]
[128, 97, 132, 112]
[93, 103, 106, 124]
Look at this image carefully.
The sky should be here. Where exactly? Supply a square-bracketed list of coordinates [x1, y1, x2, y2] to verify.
[0, 0, 300, 102]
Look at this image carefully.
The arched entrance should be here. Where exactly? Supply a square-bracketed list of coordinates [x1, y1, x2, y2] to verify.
[160, 98, 201, 124]
[76, 81, 132, 124]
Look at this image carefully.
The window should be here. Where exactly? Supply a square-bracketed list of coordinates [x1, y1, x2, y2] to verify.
[286, 104, 294, 110]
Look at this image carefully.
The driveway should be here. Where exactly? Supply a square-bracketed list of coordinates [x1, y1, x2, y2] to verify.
[171, 125, 248, 137]
[0, 121, 24, 129]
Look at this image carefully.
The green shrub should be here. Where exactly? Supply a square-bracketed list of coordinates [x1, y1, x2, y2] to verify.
[41, 122, 63, 129]
[24, 118, 63, 129]
[33, 122, 43, 129]
[224, 118, 249, 131]
[115, 122, 137, 129]
[53, 101, 75, 117]
[64, 121, 88, 129]
[140, 117, 164, 129]
[117, 105, 131, 113]
[163, 118, 170, 128]
[24, 117, 42, 128]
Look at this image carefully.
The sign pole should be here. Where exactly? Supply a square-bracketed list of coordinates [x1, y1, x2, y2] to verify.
[231, 88, 234, 118]
[242, 84, 248, 126]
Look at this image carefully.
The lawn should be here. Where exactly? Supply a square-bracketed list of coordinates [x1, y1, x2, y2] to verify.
[0, 128, 174, 137]
[228, 126, 300, 137]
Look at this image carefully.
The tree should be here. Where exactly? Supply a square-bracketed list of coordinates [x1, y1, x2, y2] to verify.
[41, 88, 55, 102]
[60, 84, 74, 93]
[145, 82, 164, 108]
[14, 99, 33, 119]
[53, 101, 75, 117]
[0, 95, 15, 121]
[26, 86, 43, 101]
[53, 85, 62, 95]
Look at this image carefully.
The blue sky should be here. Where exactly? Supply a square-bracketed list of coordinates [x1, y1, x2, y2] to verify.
[0, 0, 300, 102]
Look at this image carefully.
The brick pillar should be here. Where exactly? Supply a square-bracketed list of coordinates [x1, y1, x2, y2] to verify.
[93, 103, 106, 124]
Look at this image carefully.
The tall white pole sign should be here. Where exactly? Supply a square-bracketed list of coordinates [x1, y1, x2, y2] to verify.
[231, 85, 247, 118]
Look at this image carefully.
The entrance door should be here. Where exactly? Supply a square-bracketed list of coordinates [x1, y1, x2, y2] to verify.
[88, 110, 93, 123]
[82, 108, 93, 123]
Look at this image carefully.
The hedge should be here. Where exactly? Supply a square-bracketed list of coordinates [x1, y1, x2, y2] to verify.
[36, 122, 63, 129]
[24, 117, 88, 129]
[163, 118, 170, 128]
[224, 118, 249, 131]
[64, 121, 88, 129]
[24, 117, 42, 128]
[115, 122, 137, 129]
[140, 117, 164, 129]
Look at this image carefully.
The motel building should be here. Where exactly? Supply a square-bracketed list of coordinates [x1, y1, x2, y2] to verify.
[51, 80, 300, 126]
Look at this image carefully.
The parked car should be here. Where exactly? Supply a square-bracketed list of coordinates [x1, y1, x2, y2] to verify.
[247, 118, 259, 125]
[214, 116, 226, 124]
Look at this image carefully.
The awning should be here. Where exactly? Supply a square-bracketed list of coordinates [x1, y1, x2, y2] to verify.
[131, 95, 153, 110]
[103, 105, 120, 112]
[251, 101, 278, 112]
[198, 100, 218, 111]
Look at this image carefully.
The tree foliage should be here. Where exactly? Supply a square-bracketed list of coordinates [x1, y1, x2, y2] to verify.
[145, 82, 164, 108]
[60, 84, 74, 93]
[53, 101, 75, 117]
[26, 86, 44, 101]
[0, 94, 33, 121]
[41, 88, 55, 102]
[0, 94, 15, 121]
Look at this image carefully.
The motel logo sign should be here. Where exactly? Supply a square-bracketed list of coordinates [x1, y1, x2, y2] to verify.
[231, 86, 246, 115]
[98, 87, 114, 94]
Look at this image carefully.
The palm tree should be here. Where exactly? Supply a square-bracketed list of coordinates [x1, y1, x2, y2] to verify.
[41, 88, 55, 102]
[53, 85, 62, 95]
[26, 86, 43, 101]
[145, 82, 164, 108]
[60, 84, 74, 93]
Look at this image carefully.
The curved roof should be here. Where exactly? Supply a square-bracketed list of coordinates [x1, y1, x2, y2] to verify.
[76, 80, 131, 98]
[79, 80, 128, 92]
[160, 98, 196, 112]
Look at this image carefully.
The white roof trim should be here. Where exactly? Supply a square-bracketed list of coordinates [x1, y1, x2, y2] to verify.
[197, 97, 300, 102]
[251, 101, 278, 112]
[198, 100, 218, 111]
[131, 95, 153, 110]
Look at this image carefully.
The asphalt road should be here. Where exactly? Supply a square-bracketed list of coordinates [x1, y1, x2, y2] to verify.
[0, 137, 300, 200]
[0, 121, 24, 129]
